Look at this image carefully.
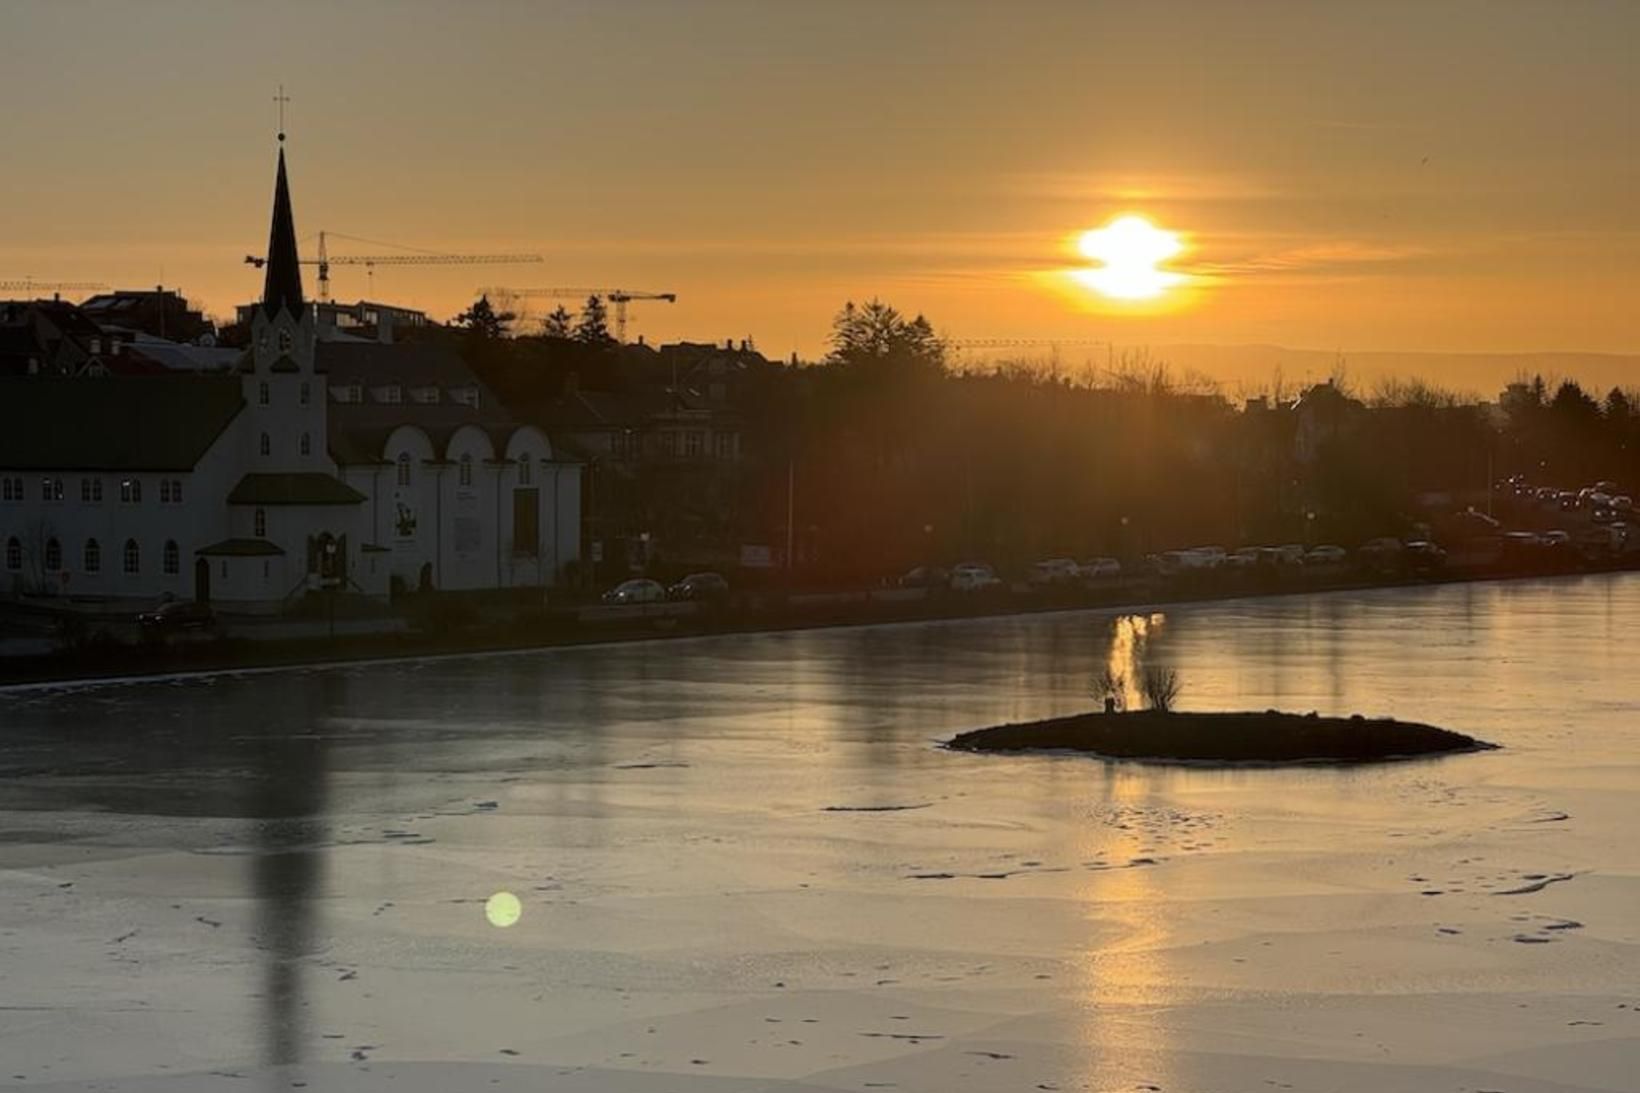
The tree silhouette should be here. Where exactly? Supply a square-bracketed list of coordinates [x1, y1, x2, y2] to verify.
[451, 294, 513, 339]
[573, 295, 615, 347]
[542, 305, 574, 339]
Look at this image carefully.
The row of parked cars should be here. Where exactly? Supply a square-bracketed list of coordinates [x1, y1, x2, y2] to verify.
[601, 572, 731, 605]
[1499, 476, 1634, 526]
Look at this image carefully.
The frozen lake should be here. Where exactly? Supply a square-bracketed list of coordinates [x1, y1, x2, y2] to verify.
[2, 575, 1637, 1092]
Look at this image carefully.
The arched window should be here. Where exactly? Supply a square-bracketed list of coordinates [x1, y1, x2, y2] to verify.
[4, 537, 19, 571]
[44, 538, 61, 571]
[163, 540, 179, 575]
[300, 381, 310, 405]
[122, 539, 140, 575]
[84, 539, 100, 573]
[254, 507, 267, 538]
[260, 432, 271, 457]
[300, 432, 311, 456]
[397, 452, 412, 486]
[518, 454, 532, 485]
[459, 453, 473, 487]
[258, 381, 270, 406]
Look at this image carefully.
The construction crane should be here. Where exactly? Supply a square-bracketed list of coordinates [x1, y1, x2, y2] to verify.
[246, 231, 542, 303]
[948, 338, 1109, 350]
[0, 279, 109, 297]
[481, 286, 677, 343]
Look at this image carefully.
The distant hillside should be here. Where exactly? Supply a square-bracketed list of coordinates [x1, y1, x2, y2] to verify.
[970, 343, 1640, 400]
[1140, 345, 1640, 400]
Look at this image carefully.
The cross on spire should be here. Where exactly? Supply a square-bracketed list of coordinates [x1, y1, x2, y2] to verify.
[273, 84, 290, 142]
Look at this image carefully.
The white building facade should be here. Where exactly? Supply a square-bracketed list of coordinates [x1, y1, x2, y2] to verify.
[0, 142, 579, 611]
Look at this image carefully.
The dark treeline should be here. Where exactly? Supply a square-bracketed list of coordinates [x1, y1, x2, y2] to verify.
[438, 296, 1639, 583]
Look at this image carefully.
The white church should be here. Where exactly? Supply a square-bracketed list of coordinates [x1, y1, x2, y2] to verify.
[0, 141, 581, 610]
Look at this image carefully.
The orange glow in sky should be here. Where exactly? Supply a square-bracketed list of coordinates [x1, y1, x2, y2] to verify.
[1, 2, 1637, 368]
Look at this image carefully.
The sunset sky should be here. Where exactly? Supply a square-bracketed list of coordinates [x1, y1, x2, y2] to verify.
[3, 0, 1636, 368]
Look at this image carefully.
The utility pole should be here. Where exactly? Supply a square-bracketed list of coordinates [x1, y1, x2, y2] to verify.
[786, 458, 795, 573]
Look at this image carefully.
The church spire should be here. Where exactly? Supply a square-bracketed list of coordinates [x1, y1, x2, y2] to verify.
[260, 143, 305, 320]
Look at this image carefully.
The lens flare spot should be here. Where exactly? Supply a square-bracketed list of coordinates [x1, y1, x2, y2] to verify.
[485, 890, 522, 928]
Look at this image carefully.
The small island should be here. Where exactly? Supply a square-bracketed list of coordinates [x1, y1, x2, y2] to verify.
[946, 709, 1496, 764]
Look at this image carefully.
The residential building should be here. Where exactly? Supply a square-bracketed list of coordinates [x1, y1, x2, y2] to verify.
[0, 139, 580, 609]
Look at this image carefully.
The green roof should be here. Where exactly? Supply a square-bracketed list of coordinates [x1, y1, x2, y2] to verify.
[196, 538, 286, 557]
[227, 472, 366, 506]
[0, 376, 243, 471]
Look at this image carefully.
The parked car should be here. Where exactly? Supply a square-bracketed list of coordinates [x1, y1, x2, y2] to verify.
[898, 565, 950, 589]
[1304, 544, 1348, 566]
[1274, 544, 1307, 566]
[1404, 540, 1447, 574]
[602, 578, 666, 605]
[1357, 537, 1404, 574]
[1028, 558, 1081, 586]
[949, 563, 1002, 592]
[137, 599, 217, 635]
[1078, 557, 1122, 581]
[668, 572, 729, 602]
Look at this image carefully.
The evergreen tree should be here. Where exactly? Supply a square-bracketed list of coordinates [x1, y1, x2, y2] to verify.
[825, 298, 946, 376]
[573, 295, 615, 346]
[451, 294, 513, 339]
[542, 305, 575, 339]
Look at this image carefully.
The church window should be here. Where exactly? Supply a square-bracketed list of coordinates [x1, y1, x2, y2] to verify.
[260, 432, 271, 457]
[396, 453, 412, 486]
[44, 538, 60, 572]
[459, 454, 473, 487]
[518, 455, 532, 485]
[300, 432, 311, 456]
[259, 381, 270, 406]
[4, 538, 19, 571]
[254, 508, 267, 538]
[122, 539, 140, 575]
[278, 329, 292, 354]
[83, 539, 100, 573]
[163, 540, 179, 576]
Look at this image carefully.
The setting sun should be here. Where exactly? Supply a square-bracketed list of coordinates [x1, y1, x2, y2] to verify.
[1073, 215, 1186, 301]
